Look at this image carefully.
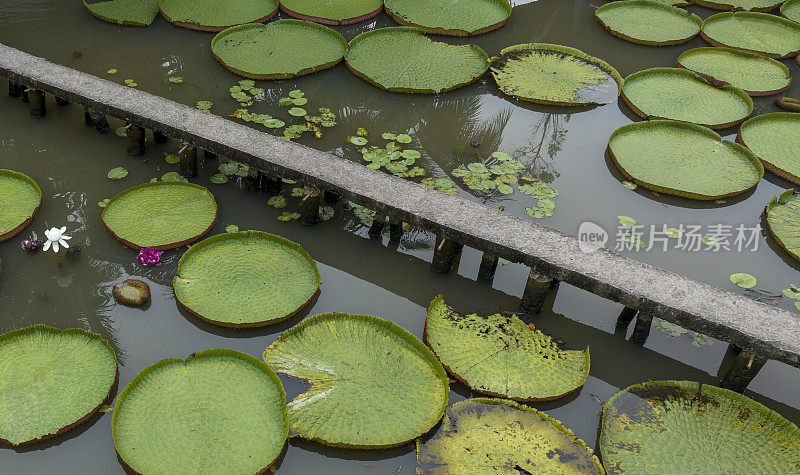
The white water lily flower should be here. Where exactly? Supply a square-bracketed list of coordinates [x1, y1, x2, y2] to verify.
[43, 226, 71, 253]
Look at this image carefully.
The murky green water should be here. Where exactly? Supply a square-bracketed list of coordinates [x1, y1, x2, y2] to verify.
[1, 1, 800, 473]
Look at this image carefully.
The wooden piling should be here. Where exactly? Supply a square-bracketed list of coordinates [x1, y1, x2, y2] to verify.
[88, 109, 109, 133]
[324, 190, 341, 203]
[28, 89, 46, 118]
[153, 131, 170, 144]
[431, 236, 459, 273]
[477, 252, 499, 281]
[83, 107, 94, 126]
[520, 269, 554, 313]
[300, 189, 321, 226]
[616, 307, 638, 328]
[720, 351, 767, 393]
[369, 214, 386, 238]
[179, 145, 198, 178]
[204, 150, 217, 160]
[388, 217, 403, 241]
[264, 176, 282, 196]
[242, 169, 261, 192]
[8, 81, 21, 98]
[632, 312, 653, 344]
[126, 124, 146, 155]
[55, 96, 69, 105]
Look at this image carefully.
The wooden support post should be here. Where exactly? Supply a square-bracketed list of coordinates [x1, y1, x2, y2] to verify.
[55, 96, 69, 105]
[83, 107, 94, 126]
[204, 150, 217, 160]
[88, 109, 109, 133]
[616, 307, 638, 328]
[720, 352, 767, 393]
[242, 169, 261, 191]
[520, 269, 554, 314]
[632, 312, 653, 344]
[179, 145, 198, 178]
[126, 124, 146, 156]
[324, 190, 341, 203]
[388, 218, 403, 241]
[300, 189, 321, 226]
[431, 236, 458, 273]
[729, 343, 743, 354]
[153, 130, 170, 144]
[28, 90, 46, 118]
[369, 214, 386, 238]
[477, 252, 499, 281]
[20, 86, 28, 102]
[264, 176, 282, 196]
[8, 81, 21, 98]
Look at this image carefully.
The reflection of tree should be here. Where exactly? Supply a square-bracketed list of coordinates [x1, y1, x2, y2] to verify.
[511, 113, 570, 184]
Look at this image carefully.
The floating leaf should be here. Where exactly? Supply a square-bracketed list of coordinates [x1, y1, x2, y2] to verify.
[381, 132, 397, 140]
[418, 398, 602, 473]
[622, 68, 753, 129]
[168, 76, 184, 83]
[83, 0, 159, 26]
[288, 107, 307, 117]
[739, 113, 800, 184]
[665, 227, 682, 238]
[279, 0, 383, 25]
[384, 0, 510, 36]
[783, 0, 800, 23]
[208, 173, 228, 184]
[396, 133, 412, 143]
[677, 47, 790, 97]
[160, 171, 188, 183]
[601, 381, 800, 473]
[174, 231, 319, 327]
[0, 170, 41, 243]
[211, 20, 347, 79]
[426, 296, 589, 401]
[107, 68, 118, 74]
[107, 167, 129, 180]
[159, 0, 279, 31]
[622, 181, 638, 190]
[701, 12, 800, 58]
[319, 206, 334, 221]
[195, 100, 213, 111]
[262, 313, 449, 448]
[595, 0, 702, 46]
[267, 195, 287, 208]
[766, 189, 800, 263]
[288, 89, 304, 99]
[98, 198, 110, 208]
[115, 126, 127, 137]
[490, 43, 621, 106]
[730, 272, 757, 288]
[102, 182, 217, 250]
[112, 349, 287, 473]
[225, 225, 239, 233]
[608, 120, 762, 200]
[693, 0, 781, 9]
[277, 211, 301, 221]
[345, 27, 489, 93]
[348, 136, 368, 146]
[701, 235, 719, 247]
[0, 325, 117, 445]
[617, 215, 637, 226]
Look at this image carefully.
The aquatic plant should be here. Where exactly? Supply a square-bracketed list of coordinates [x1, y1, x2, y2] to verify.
[730, 272, 757, 288]
[738, 113, 800, 184]
[43, 226, 72, 264]
[84, 0, 159, 27]
[136, 247, 162, 267]
[0, 170, 42, 243]
[159, 0, 279, 32]
[384, 0, 511, 36]
[766, 189, 800, 263]
[20, 239, 42, 252]
[107, 167, 128, 179]
[279, 0, 383, 25]
[112, 279, 151, 307]
[701, 12, 800, 58]
[676, 47, 791, 96]
[595, 0, 702, 46]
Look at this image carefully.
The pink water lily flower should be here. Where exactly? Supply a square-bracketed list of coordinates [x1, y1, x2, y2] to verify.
[43, 226, 71, 253]
[137, 247, 163, 267]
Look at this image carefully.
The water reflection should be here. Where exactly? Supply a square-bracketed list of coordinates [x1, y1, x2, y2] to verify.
[512, 113, 570, 183]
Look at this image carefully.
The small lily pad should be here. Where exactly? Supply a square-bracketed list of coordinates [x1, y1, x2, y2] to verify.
[168, 76, 184, 83]
[225, 225, 239, 233]
[349, 136, 368, 146]
[160, 171, 188, 183]
[107, 68, 118, 74]
[618, 215, 637, 226]
[267, 195, 287, 208]
[164, 154, 180, 164]
[288, 107, 307, 117]
[107, 167, 129, 180]
[730, 272, 757, 288]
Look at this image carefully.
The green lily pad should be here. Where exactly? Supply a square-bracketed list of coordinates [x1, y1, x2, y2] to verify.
[107, 167, 129, 180]
[766, 189, 800, 263]
[384, 0, 511, 36]
[0, 170, 41, 243]
[782, 0, 800, 23]
[211, 20, 347, 80]
[195, 100, 213, 111]
[608, 120, 763, 200]
[262, 313, 449, 448]
[288, 107, 307, 116]
[102, 182, 218, 250]
[112, 349, 287, 474]
[730, 272, 757, 288]
[426, 296, 589, 401]
[618, 215, 637, 226]
[159, 0, 279, 32]
[84, 0, 159, 26]
[676, 47, 791, 96]
[490, 43, 622, 106]
[738, 113, 800, 184]
[165, 153, 180, 164]
[621, 68, 753, 129]
[168, 76, 184, 83]
[417, 398, 603, 474]
[345, 27, 489, 93]
[701, 12, 800, 58]
[161, 171, 188, 183]
[279, 0, 383, 25]
[601, 380, 800, 473]
[174, 231, 320, 328]
[693, 0, 781, 10]
[0, 325, 117, 446]
[595, 0, 702, 46]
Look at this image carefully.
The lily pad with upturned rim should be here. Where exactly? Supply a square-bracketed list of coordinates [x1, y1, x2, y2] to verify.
[345, 27, 489, 93]
[173, 231, 321, 328]
[0, 325, 117, 446]
[676, 47, 791, 96]
[262, 312, 449, 448]
[417, 398, 603, 474]
[84, 0, 160, 26]
[608, 120, 763, 200]
[101, 182, 218, 250]
[766, 189, 800, 263]
[738, 113, 800, 184]
[158, 0, 279, 32]
[600, 380, 800, 473]
[384, 0, 511, 36]
[701, 12, 800, 58]
[490, 43, 622, 106]
[692, 0, 781, 11]
[782, 0, 800, 23]
[279, 0, 383, 25]
[0, 169, 41, 243]
[211, 20, 347, 80]
[621, 67, 753, 129]
[112, 349, 287, 474]
[595, 0, 703, 46]
[425, 296, 590, 401]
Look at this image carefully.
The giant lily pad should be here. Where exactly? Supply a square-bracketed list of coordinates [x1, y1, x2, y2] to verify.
[621, 67, 753, 129]
[595, 0, 702, 46]
[609, 120, 763, 200]
[692, 0, 781, 11]
[738, 113, 800, 183]
[489, 43, 621, 106]
[173, 231, 321, 328]
[0, 169, 41, 243]
[159, 0, 278, 32]
[384, 0, 511, 36]
[417, 398, 603, 473]
[782, 0, 800, 23]
[766, 189, 800, 262]
[601, 380, 800, 473]
[262, 313, 449, 448]
[112, 349, 287, 474]
[280, 0, 383, 25]
[211, 20, 347, 80]
[426, 296, 589, 401]
[0, 325, 117, 446]
[676, 47, 791, 96]
[345, 27, 489, 93]
[101, 182, 218, 250]
[84, 0, 159, 26]
[701, 12, 800, 58]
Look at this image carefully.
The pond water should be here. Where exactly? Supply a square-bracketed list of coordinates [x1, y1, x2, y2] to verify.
[1, 0, 800, 473]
